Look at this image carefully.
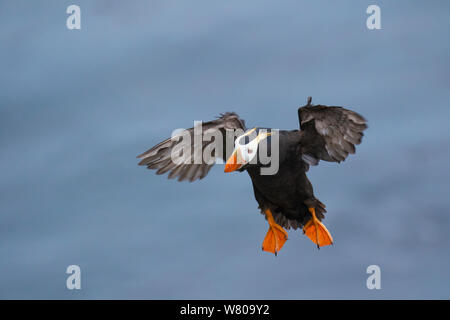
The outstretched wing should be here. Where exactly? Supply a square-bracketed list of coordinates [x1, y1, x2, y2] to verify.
[137, 113, 246, 182]
[298, 102, 367, 165]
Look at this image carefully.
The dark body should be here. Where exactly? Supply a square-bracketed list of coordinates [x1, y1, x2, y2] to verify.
[246, 130, 325, 230]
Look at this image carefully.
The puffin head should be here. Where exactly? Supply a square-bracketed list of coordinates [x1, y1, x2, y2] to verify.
[224, 127, 272, 173]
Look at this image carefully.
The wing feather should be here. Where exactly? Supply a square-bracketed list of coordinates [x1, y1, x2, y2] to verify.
[137, 113, 246, 182]
[298, 101, 367, 165]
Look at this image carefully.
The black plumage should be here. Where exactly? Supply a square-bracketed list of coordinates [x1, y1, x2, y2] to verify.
[137, 98, 367, 252]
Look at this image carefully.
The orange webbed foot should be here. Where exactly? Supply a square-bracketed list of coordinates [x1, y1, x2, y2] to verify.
[303, 207, 333, 248]
[261, 209, 288, 255]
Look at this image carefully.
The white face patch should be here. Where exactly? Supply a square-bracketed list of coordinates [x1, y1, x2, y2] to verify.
[238, 137, 259, 163]
[233, 128, 271, 165]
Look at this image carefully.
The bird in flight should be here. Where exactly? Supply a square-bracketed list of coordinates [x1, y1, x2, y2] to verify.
[137, 97, 367, 255]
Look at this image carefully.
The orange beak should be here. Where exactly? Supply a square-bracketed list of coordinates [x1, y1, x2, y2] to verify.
[224, 149, 243, 173]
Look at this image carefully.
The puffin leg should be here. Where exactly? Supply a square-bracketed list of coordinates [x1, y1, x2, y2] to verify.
[303, 207, 333, 249]
[262, 209, 288, 255]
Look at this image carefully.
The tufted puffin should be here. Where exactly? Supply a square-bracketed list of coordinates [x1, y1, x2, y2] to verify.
[137, 97, 367, 255]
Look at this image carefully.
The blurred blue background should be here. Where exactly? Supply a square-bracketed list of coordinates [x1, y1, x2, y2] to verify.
[1, 0, 449, 299]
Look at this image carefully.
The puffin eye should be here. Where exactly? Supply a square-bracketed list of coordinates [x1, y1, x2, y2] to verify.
[248, 148, 253, 154]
